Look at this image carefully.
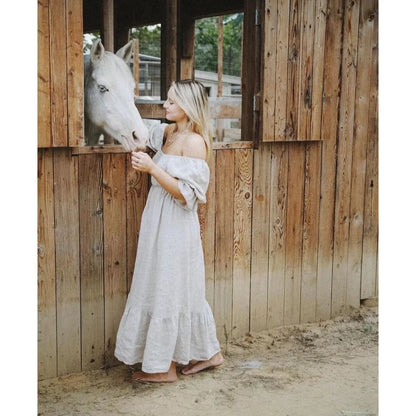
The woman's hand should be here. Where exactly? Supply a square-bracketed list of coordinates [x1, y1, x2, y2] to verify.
[131, 151, 155, 173]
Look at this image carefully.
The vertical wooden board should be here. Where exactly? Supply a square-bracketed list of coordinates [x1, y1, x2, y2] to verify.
[53, 149, 81, 375]
[38, 0, 51, 148]
[310, 0, 328, 141]
[284, 143, 305, 324]
[38, 149, 57, 380]
[250, 144, 271, 332]
[232, 149, 253, 338]
[49, 0, 68, 146]
[103, 154, 127, 366]
[161, 0, 178, 96]
[285, 0, 302, 141]
[241, 0, 256, 141]
[102, 0, 115, 52]
[67, 0, 84, 146]
[300, 142, 321, 322]
[200, 152, 216, 309]
[262, 0, 278, 141]
[214, 149, 235, 342]
[297, 0, 316, 141]
[79, 154, 105, 371]
[346, 0, 377, 308]
[267, 143, 288, 329]
[316, 0, 343, 321]
[332, 0, 360, 316]
[361, 5, 378, 299]
[126, 164, 149, 291]
[274, 0, 290, 140]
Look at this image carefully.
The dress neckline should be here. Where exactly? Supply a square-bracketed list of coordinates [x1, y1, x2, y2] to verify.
[159, 149, 208, 164]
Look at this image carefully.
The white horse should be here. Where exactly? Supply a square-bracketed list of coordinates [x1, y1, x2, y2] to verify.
[84, 39, 149, 151]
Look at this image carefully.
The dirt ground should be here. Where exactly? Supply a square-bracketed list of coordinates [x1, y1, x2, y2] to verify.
[38, 306, 378, 416]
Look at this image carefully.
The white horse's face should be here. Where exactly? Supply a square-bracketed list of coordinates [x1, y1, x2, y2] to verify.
[85, 40, 148, 151]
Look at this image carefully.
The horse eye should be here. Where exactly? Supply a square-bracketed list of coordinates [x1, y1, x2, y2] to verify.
[98, 84, 109, 93]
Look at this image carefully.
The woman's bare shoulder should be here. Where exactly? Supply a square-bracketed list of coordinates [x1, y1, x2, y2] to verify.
[182, 133, 206, 160]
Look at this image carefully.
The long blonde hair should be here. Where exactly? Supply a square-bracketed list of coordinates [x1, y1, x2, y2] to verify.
[170, 80, 213, 162]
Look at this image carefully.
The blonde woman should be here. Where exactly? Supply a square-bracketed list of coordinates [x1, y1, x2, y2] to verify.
[115, 80, 224, 383]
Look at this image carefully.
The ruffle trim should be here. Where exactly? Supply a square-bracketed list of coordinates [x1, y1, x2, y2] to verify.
[115, 306, 220, 373]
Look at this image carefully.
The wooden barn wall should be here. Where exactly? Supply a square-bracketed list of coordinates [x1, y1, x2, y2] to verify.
[38, 0, 378, 380]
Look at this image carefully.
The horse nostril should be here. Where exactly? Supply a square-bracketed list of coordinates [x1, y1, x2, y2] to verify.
[132, 131, 138, 140]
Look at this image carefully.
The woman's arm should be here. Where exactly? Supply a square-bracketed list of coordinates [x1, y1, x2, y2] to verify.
[131, 151, 185, 202]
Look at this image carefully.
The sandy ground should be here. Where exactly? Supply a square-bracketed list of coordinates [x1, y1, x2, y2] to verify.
[38, 306, 378, 416]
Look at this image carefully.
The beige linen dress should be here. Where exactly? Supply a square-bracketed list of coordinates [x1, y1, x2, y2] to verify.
[115, 121, 220, 373]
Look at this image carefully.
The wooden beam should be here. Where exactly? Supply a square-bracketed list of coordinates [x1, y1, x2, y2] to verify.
[102, 0, 114, 52]
[161, 0, 178, 97]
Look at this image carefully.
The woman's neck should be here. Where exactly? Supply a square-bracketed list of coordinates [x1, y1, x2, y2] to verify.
[175, 118, 189, 133]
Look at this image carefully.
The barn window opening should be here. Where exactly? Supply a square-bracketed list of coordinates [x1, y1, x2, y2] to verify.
[129, 24, 162, 100]
[195, 13, 243, 142]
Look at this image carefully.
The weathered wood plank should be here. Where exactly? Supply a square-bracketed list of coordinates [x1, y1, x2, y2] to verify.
[297, 0, 315, 141]
[250, 144, 271, 332]
[103, 154, 128, 366]
[284, 143, 305, 324]
[66, 0, 84, 146]
[332, 0, 360, 316]
[38, 0, 51, 148]
[214, 149, 235, 341]
[316, 0, 344, 321]
[300, 141, 321, 322]
[200, 151, 216, 309]
[274, 0, 290, 141]
[126, 159, 149, 290]
[262, 0, 278, 141]
[161, 0, 178, 97]
[102, 0, 115, 52]
[267, 143, 288, 328]
[285, 0, 302, 141]
[49, 0, 68, 146]
[38, 149, 57, 379]
[361, 3, 378, 299]
[54, 149, 81, 375]
[346, 0, 376, 308]
[79, 154, 105, 371]
[310, 0, 328, 141]
[232, 149, 253, 338]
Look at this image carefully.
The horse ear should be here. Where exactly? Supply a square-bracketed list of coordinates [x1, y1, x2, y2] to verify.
[90, 39, 105, 63]
[116, 41, 133, 64]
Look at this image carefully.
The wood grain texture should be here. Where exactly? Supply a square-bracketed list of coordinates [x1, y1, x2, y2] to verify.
[103, 154, 128, 366]
[38, 149, 57, 379]
[49, 0, 68, 146]
[53, 149, 81, 375]
[79, 154, 105, 371]
[38, 0, 51, 147]
[232, 149, 253, 338]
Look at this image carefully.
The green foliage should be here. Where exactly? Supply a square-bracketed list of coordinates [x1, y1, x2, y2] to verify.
[130, 25, 161, 57]
[195, 13, 243, 76]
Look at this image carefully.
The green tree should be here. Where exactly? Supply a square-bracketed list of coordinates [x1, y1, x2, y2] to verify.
[130, 25, 161, 57]
[195, 13, 243, 77]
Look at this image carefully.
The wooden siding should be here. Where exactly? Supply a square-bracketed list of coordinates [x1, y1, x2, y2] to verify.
[37, 0, 84, 148]
[38, 0, 378, 380]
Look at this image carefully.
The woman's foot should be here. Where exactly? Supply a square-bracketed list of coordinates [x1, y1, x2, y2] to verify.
[132, 362, 177, 383]
[181, 352, 224, 375]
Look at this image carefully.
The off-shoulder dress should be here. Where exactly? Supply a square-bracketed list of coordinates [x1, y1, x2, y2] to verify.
[115, 122, 220, 373]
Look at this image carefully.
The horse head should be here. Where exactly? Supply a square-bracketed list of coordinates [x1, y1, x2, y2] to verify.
[84, 39, 148, 151]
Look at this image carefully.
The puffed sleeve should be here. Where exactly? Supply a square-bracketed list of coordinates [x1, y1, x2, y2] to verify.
[143, 120, 168, 152]
[165, 157, 210, 211]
